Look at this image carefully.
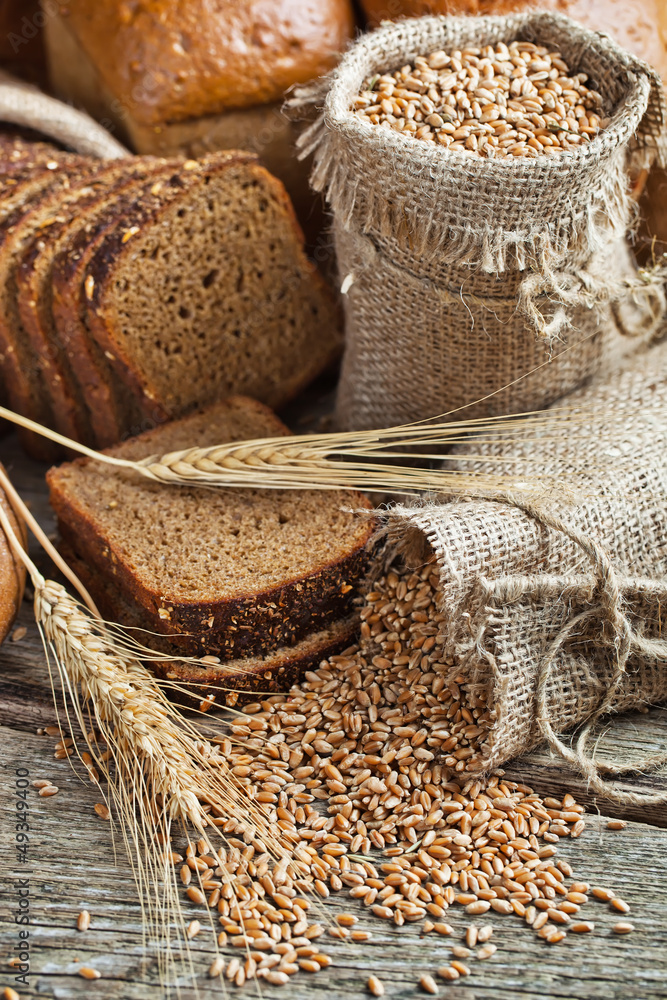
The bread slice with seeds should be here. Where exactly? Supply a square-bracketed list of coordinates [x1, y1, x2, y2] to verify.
[48, 397, 374, 659]
[82, 150, 342, 420]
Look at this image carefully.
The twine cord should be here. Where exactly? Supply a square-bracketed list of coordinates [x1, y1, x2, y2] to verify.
[499, 494, 667, 805]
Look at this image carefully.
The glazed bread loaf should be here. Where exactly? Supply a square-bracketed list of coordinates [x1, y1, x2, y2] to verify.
[0, 464, 27, 648]
[48, 397, 375, 660]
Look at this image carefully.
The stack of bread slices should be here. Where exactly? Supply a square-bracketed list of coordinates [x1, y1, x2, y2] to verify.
[0, 129, 342, 459]
[48, 397, 375, 702]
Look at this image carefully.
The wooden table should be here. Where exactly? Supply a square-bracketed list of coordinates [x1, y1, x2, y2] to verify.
[1, 433, 666, 1000]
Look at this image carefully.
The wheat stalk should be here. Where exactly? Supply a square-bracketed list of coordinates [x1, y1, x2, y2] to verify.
[0, 401, 619, 496]
[0, 470, 306, 993]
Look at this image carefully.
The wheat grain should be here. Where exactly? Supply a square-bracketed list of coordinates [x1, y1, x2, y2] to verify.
[354, 40, 607, 158]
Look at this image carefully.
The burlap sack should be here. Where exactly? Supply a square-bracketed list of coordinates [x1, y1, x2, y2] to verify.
[380, 342, 667, 802]
[293, 12, 667, 430]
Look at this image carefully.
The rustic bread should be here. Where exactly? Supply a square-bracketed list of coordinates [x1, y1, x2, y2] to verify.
[48, 397, 374, 659]
[16, 157, 171, 447]
[46, 1, 355, 125]
[42, 1, 355, 243]
[0, 464, 27, 648]
[60, 538, 358, 706]
[82, 152, 341, 420]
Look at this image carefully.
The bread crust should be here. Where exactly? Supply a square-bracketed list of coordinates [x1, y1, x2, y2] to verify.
[59, 538, 359, 707]
[17, 158, 174, 448]
[0, 155, 92, 460]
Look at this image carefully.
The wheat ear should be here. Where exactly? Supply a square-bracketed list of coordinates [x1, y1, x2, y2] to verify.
[0, 475, 306, 992]
[0, 401, 613, 495]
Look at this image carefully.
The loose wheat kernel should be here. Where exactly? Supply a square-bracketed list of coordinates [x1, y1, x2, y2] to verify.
[606, 820, 627, 830]
[450, 961, 471, 976]
[477, 944, 498, 959]
[186, 887, 206, 906]
[209, 956, 225, 978]
[438, 966, 459, 981]
[93, 802, 110, 820]
[76, 910, 91, 931]
[78, 967, 101, 979]
[613, 922, 635, 934]
[611, 899, 630, 913]
[3, 987, 20, 1000]
[38, 785, 58, 797]
[570, 922, 595, 933]
[420, 973, 439, 994]
[433, 922, 454, 936]
[186, 920, 201, 939]
[592, 887, 615, 901]
[32, 779, 51, 789]
[368, 975, 385, 996]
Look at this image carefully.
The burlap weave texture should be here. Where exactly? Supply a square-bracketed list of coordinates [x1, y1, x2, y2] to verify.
[381, 342, 667, 793]
[295, 12, 667, 430]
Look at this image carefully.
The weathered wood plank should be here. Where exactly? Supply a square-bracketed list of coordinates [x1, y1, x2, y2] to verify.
[1, 727, 667, 1000]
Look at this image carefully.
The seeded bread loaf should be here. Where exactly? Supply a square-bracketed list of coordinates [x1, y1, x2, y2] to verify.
[48, 398, 374, 660]
[82, 151, 341, 421]
[0, 464, 27, 648]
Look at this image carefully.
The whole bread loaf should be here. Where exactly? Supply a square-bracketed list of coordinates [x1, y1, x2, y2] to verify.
[0, 464, 27, 648]
[48, 397, 375, 659]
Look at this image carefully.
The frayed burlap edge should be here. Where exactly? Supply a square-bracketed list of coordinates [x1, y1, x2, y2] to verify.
[289, 11, 666, 276]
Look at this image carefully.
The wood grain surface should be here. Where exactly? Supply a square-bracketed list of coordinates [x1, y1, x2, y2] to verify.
[1, 432, 666, 1000]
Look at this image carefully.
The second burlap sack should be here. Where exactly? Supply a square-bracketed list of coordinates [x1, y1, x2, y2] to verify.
[295, 12, 667, 430]
[380, 342, 667, 801]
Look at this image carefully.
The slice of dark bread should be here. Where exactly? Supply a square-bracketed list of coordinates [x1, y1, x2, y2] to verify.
[16, 157, 168, 446]
[0, 156, 95, 459]
[60, 538, 358, 707]
[48, 397, 374, 659]
[83, 151, 342, 420]
[49, 158, 222, 447]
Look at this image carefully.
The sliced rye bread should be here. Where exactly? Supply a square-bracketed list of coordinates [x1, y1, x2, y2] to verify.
[49, 157, 230, 448]
[48, 397, 374, 659]
[60, 538, 358, 707]
[83, 151, 342, 421]
[0, 155, 95, 459]
[16, 157, 170, 447]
